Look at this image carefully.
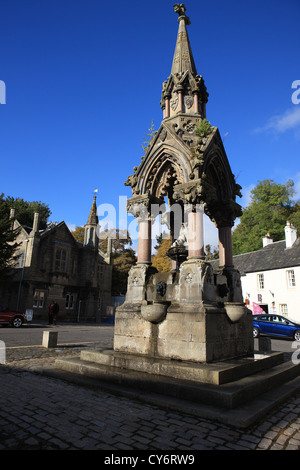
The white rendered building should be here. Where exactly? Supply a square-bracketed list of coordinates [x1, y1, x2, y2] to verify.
[232, 223, 299, 321]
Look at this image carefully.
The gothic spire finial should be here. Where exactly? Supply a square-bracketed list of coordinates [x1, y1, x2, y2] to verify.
[173, 3, 190, 25]
[171, 3, 196, 76]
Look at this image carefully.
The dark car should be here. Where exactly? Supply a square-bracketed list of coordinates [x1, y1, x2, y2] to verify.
[0, 307, 27, 328]
[253, 314, 300, 342]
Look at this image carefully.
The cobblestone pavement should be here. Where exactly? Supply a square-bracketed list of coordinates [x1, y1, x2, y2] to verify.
[1, 344, 300, 452]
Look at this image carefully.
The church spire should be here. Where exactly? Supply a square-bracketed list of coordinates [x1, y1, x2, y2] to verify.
[161, 4, 208, 120]
[86, 194, 98, 226]
[84, 191, 99, 248]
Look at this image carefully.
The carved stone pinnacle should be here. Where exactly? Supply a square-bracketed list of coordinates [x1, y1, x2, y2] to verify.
[173, 3, 191, 25]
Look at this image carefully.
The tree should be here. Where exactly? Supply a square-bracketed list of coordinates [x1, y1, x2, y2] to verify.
[98, 229, 136, 295]
[289, 202, 300, 235]
[4, 195, 51, 230]
[232, 179, 297, 254]
[99, 228, 132, 254]
[71, 226, 85, 243]
[111, 248, 136, 295]
[0, 194, 20, 282]
[205, 244, 219, 260]
[152, 235, 172, 272]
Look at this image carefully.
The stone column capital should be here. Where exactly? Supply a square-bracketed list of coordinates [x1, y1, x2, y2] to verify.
[127, 194, 164, 220]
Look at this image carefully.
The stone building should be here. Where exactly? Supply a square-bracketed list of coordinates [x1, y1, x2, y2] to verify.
[1, 195, 112, 322]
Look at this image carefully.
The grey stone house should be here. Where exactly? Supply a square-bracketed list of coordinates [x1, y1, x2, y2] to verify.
[1, 196, 112, 322]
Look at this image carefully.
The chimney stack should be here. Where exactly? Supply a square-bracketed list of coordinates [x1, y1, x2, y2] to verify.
[263, 233, 273, 247]
[31, 212, 40, 236]
[285, 221, 297, 248]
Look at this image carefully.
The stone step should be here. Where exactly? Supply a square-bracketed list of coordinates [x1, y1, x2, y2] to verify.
[80, 348, 285, 385]
[55, 353, 300, 412]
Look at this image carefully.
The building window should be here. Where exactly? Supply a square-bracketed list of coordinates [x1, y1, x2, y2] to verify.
[257, 274, 264, 290]
[16, 252, 25, 268]
[66, 293, 75, 310]
[279, 304, 288, 315]
[287, 270, 296, 288]
[72, 258, 76, 275]
[33, 291, 45, 308]
[55, 249, 67, 272]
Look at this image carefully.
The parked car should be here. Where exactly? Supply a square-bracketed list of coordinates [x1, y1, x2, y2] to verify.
[253, 314, 300, 342]
[0, 306, 27, 328]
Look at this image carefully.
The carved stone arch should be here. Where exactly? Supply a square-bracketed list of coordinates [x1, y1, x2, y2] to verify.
[139, 145, 192, 198]
[204, 149, 235, 202]
[151, 158, 184, 204]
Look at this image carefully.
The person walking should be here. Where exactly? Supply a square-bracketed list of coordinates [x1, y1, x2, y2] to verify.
[48, 302, 54, 325]
[48, 301, 59, 325]
[52, 301, 59, 326]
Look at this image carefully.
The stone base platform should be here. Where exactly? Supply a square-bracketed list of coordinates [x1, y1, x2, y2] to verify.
[79, 349, 284, 386]
[54, 349, 300, 428]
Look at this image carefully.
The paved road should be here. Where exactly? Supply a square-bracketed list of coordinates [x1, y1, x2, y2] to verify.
[0, 321, 295, 356]
[0, 322, 114, 348]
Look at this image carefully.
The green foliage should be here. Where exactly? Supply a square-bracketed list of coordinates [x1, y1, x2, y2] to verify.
[141, 121, 155, 153]
[232, 179, 298, 254]
[98, 228, 136, 295]
[4, 195, 51, 230]
[0, 194, 20, 282]
[111, 248, 136, 296]
[289, 202, 300, 234]
[195, 119, 212, 137]
[205, 244, 219, 260]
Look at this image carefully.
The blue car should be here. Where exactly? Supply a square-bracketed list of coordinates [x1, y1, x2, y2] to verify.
[253, 314, 300, 342]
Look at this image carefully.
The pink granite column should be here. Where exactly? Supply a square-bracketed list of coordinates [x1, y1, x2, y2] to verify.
[187, 209, 204, 258]
[177, 90, 183, 113]
[137, 218, 152, 264]
[193, 92, 199, 114]
[165, 97, 170, 118]
[218, 226, 233, 267]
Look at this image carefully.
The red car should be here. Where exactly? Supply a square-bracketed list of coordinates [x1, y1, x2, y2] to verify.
[0, 307, 27, 328]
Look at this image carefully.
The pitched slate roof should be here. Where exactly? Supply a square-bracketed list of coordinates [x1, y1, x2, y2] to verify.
[230, 238, 300, 274]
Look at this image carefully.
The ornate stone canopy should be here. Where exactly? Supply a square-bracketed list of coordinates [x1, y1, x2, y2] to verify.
[111, 5, 254, 367]
[124, 4, 242, 266]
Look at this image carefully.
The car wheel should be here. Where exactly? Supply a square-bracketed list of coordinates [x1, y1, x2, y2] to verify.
[12, 316, 23, 328]
[253, 327, 260, 338]
[293, 330, 300, 342]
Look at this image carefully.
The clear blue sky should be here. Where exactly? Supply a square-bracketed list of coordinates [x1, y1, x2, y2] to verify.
[1, 0, 299, 250]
